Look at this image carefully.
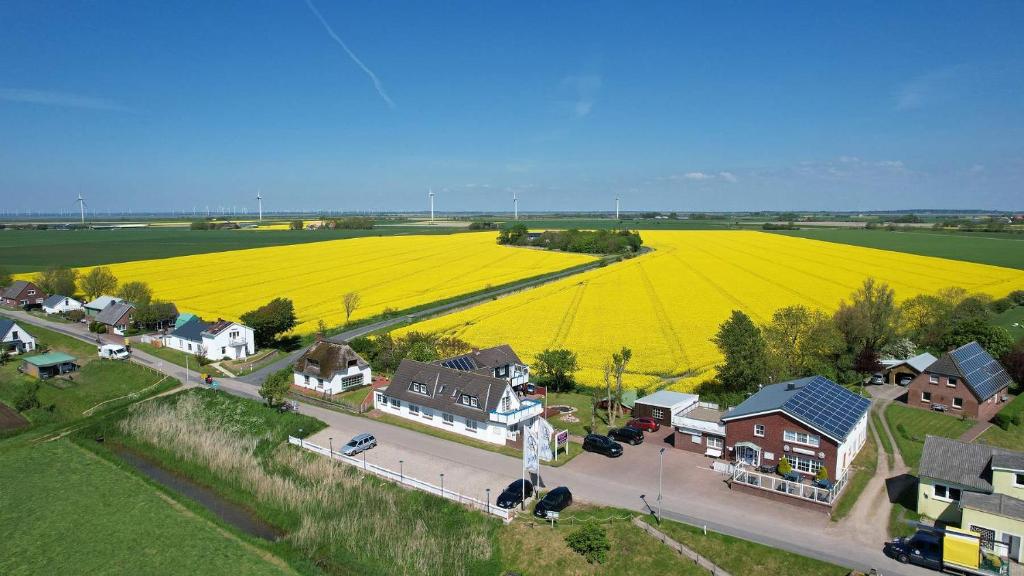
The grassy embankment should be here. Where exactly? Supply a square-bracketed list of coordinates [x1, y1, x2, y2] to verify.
[133, 341, 229, 378]
[831, 426, 878, 521]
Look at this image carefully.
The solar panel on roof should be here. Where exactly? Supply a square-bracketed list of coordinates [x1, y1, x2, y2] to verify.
[441, 356, 477, 372]
[781, 376, 870, 442]
[951, 342, 1011, 400]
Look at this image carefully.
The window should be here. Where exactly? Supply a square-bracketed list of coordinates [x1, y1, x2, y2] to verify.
[442, 413, 454, 426]
[229, 330, 239, 339]
[789, 456, 822, 475]
[754, 424, 765, 437]
[707, 436, 724, 449]
[502, 395, 512, 412]
[409, 404, 420, 415]
[1015, 473, 1024, 487]
[304, 375, 310, 385]
[27, 290, 35, 295]
[496, 365, 509, 378]
[187, 343, 192, 351]
[390, 398, 400, 410]
[409, 382, 429, 395]
[460, 394, 479, 408]
[422, 408, 433, 420]
[933, 484, 961, 502]
[929, 374, 939, 385]
[691, 434, 701, 444]
[952, 397, 963, 410]
[947, 377, 958, 388]
[341, 375, 363, 389]
[317, 378, 324, 388]
[376, 393, 386, 404]
[922, 391, 932, 402]
[11, 331, 18, 340]
[466, 419, 478, 432]
[221, 346, 226, 355]
[651, 408, 664, 420]
[784, 430, 820, 448]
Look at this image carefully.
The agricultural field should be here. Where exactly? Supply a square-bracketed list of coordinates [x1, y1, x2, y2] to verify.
[397, 231, 1024, 390]
[0, 226, 462, 274]
[18, 233, 595, 334]
[770, 228, 1024, 270]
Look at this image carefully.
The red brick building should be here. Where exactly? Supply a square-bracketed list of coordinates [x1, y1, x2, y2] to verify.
[0, 280, 46, 308]
[905, 341, 1013, 422]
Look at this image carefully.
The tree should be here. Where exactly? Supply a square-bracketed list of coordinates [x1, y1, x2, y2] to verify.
[134, 300, 178, 330]
[777, 456, 792, 475]
[33, 266, 78, 296]
[497, 223, 529, 245]
[343, 291, 361, 324]
[0, 267, 11, 287]
[80, 266, 118, 300]
[259, 367, 292, 406]
[117, 281, 153, 306]
[240, 297, 297, 347]
[611, 347, 632, 419]
[834, 278, 899, 373]
[564, 523, 610, 564]
[713, 310, 769, 393]
[533, 348, 579, 392]
[763, 305, 815, 382]
[603, 361, 614, 426]
[1002, 338, 1024, 393]
[15, 382, 40, 412]
[940, 318, 1015, 359]
[289, 220, 304, 230]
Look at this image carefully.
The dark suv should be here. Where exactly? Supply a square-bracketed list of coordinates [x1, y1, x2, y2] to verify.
[883, 531, 942, 570]
[607, 426, 644, 445]
[583, 434, 624, 457]
[496, 479, 534, 509]
[533, 486, 573, 518]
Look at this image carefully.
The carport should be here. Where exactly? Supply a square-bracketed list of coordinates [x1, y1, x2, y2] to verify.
[20, 352, 79, 380]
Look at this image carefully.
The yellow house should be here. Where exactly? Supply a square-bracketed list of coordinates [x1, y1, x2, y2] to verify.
[917, 436, 1024, 562]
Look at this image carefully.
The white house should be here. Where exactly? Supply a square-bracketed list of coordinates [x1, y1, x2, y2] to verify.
[84, 295, 122, 317]
[437, 344, 530, 389]
[374, 358, 544, 445]
[162, 317, 255, 361]
[293, 340, 371, 395]
[0, 318, 36, 354]
[42, 295, 83, 315]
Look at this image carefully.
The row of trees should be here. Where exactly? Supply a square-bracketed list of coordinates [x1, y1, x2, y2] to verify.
[711, 279, 1024, 401]
[497, 224, 643, 255]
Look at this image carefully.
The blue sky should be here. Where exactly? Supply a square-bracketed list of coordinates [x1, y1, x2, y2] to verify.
[2, 1, 1023, 213]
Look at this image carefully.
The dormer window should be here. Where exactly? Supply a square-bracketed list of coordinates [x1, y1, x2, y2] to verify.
[307, 359, 319, 369]
[348, 359, 358, 368]
[409, 382, 429, 395]
[495, 365, 509, 378]
[460, 394, 479, 408]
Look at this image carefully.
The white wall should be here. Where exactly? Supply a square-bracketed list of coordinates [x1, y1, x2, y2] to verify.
[835, 413, 869, 481]
[294, 365, 372, 395]
[2, 322, 36, 353]
[374, 391, 508, 445]
[43, 297, 82, 315]
[204, 324, 255, 360]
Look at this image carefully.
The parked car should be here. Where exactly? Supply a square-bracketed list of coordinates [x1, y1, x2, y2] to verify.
[883, 531, 943, 569]
[582, 434, 623, 457]
[607, 426, 644, 445]
[341, 433, 377, 456]
[524, 383, 537, 395]
[869, 372, 884, 385]
[627, 417, 660, 432]
[496, 479, 534, 509]
[97, 344, 130, 360]
[898, 375, 913, 386]
[533, 486, 573, 518]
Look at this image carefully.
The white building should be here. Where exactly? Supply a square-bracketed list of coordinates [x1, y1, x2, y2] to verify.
[162, 317, 255, 361]
[437, 344, 530, 389]
[0, 318, 36, 354]
[374, 358, 543, 445]
[293, 340, 372, 395]
[42, 295, 83, 315]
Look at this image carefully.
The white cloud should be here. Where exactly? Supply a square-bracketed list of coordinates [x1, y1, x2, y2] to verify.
[718, 171, 738, 183]
[876, 160, 905, 169]
[0, 88, 128, 111]
[684, 171, 714, 180]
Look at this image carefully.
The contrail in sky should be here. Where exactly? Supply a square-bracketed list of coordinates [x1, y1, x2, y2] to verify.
[304, 0, 395, 108]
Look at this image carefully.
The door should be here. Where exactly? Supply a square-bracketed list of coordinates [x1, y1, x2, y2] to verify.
[739, 445, 760, 466]
[1004, 533, 1021, 561]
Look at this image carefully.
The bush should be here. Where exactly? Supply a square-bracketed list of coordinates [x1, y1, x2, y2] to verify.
[15, 383, 40, 412]
[816, 466, 829, 482]
[189, 221, 210, 230]
[896, 422, 909, 439]
[66, 309, 85, 322]
[777, 456, 792, 475]
[991, 297, 1015, 314]
[1013, 412, 1024, 427]
[1010, 290, 1024, 306]
[88, 321, 107, 334]
[289, 220, 304, 230]
[993, 413, 1013, 431]
[564, 523, 610, 564]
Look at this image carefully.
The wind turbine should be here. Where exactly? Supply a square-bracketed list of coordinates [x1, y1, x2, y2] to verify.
[256, 189, 263, 221]
[615, 196, 620, 220]
[76, 193, 87, 224]
[513, 192, 519, 220]
[428, 188, 435, 223]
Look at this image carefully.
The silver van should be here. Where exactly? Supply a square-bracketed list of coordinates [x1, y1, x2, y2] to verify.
[341, 433, 377, 456]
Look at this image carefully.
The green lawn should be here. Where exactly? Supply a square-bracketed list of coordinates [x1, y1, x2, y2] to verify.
[221, 349, 285, 375]
[0, 226, 465, 274]
[640, 514, 849, 576]
[0, 440, 292, 576]
[546, 390, 620, 437]
[831, 425, 878, 521]
[993, 305, 1024, 340]
[770, 228, 1024, 269]
[885, 403, 974, 469]
[134, 342, 229, 378]
[0, 314, 96, 358]
[977, 394, 1024, 450]
[872, 410, 895, 467]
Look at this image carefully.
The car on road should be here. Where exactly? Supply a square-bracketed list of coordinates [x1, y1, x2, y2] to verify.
[533, 486, 573, 518]
[627, 417, 660, 432]
[582, 434, 623, 457]
[883, 531, 942, 569]
[341, 433, 377, 456]
[496, 479, 534, 509]
[607, 426, 644, 445]
[97, 344, 130, 360]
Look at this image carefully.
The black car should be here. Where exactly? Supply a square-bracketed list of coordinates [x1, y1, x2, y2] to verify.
[883, 531, 943, 570]
[533, 486, 573, 518]
[607, 426, 644, 445]
[582, 434, 624, 457]
[496, 479, 534, 509]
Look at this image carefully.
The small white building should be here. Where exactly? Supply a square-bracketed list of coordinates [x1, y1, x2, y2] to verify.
[162, 317, 255, 361]
[42, 295, 83, 315]
[0, 318, 36, 354]
[374, 358, 543, 445]
[437, 344, 530, 389]
[293, 340, 371, 395]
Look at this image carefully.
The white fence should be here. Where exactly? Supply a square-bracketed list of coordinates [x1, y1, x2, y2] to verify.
[287, 436, 514, 523]
[731, 466, 842, 506]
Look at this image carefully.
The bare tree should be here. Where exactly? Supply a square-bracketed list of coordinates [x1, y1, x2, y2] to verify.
[603, 360, 614, 427]
[343, 291, 362, 324]
[612, 347, 632, 419]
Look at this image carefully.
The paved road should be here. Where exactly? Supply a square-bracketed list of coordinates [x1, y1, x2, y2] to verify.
[5, 309, 930, 576]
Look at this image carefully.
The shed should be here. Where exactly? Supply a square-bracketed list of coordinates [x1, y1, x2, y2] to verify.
[20, 352, 79, 380]
[633, 390, 699, 428]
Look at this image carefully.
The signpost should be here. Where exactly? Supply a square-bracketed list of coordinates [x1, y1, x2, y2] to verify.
[554, 429, 569, 461]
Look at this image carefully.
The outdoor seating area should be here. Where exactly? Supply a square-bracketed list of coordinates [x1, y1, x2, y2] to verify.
[731, 465, 844, 506]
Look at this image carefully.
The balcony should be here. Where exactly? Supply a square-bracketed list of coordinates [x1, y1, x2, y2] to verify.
[228, 337, 247, 347]
[489, 399, 543, 425]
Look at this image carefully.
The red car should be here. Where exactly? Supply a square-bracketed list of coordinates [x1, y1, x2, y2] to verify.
[627, 417, 660, 432]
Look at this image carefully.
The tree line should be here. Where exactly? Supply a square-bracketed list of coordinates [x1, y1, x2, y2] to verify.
[498, 224, 642, 255]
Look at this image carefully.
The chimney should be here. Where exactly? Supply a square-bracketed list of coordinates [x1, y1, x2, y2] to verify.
[472, 347, 480, 355]
[786, 382, 796, 391]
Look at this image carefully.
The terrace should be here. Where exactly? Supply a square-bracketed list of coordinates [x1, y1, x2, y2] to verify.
[489, 398, 543, 425]
[730, 464, 847, 507]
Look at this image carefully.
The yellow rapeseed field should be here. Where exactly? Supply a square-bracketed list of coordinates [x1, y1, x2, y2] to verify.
[53, 233, 595, 334]
[397, 231, 1024, 391]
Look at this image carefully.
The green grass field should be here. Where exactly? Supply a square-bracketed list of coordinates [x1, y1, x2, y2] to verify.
[770, 228, 1024, 269]
[133, 342, 229, 378]
[0, 226, 462, 273]
[0, 440, 292, 576]
[993, 305, 1024, 340]
[884, 403, 974, 469]
[977, 394, 1024, 450]
[510, 217, 747, 231]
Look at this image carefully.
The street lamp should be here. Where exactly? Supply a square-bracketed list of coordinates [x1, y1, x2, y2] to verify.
[440, 473, 445, 498]
[363, 448, 367, 470]
[329, 437, 333, 457]
[486, 488, 491, 514]
[399, 459, 404, 484]
[658, 447, 666, 522]
[298, 428, 304, 448]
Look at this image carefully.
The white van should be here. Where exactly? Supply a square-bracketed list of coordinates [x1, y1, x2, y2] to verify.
[98, 344, 130, 360]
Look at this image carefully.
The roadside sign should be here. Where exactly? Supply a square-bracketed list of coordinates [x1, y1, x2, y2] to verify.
[556, 430, 568, 447]
[545, 510, 559, 520]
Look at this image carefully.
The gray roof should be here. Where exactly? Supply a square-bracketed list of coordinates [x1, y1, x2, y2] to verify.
[294, 340, 368, 380]
[722, 376, 870, 442]
[42, 294, 67, 308]
[926, 342, 1013, 401]
[682, 405, 724, 424]
[438, 344, 524, 372]
[383, 359, 509, 422]
[84, 295, 122, 310]
[1, 280, 32, 299]
[961, 492, 1024, 521]
[992, 451, 1024, 472]
[919, 436, 1002, 492]
[170, 316, 211, 343]
[0, 318, 16, 338]
[635, 390, 698, 410]
[95, 301, 135, 325]
[887, 352, 938, 373]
